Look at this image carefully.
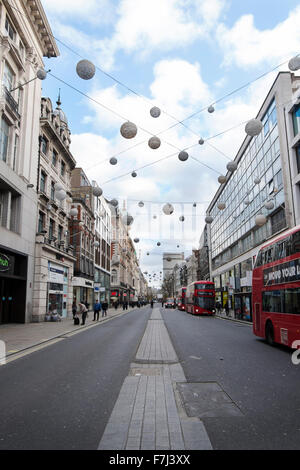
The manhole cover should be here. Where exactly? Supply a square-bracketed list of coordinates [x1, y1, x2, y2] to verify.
[177, 382, 243, 418]
[130, 367, 161, 376]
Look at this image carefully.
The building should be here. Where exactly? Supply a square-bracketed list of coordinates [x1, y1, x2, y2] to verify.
[207, 72, 300, 321]
[93, 182, 111, 303]
[197, 225, 210, 280]
[162, 252, 184, 280]
[32, 95, 76, 321]
[70, 168, 95, 308]
[0, 0, 59, 323]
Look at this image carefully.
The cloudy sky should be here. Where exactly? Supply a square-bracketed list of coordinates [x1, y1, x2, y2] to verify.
[41, 0, 300, 287]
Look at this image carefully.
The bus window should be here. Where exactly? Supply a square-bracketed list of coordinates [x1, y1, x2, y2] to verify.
[291, 232, 300, 255]
[275, 241, 286, 261]
[255, 251, 263, 268]
[264, 246, 274, 264]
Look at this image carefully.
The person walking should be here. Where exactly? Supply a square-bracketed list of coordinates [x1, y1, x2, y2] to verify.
[78, 300, 88, 325]
[93, 300, 101, 321]
[122, 301, 126, 311]
[225, 301, 229, 316]
[72, 301, 77, 319]
[216, 301, 221, 314]
[150, 300, 154, 308]
[102, 300, 108, 317]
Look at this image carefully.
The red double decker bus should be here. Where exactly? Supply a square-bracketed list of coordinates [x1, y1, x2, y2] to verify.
[186, 281, 215, 315]
[177, 287, 187, 311]
[252, 225, 300, 347]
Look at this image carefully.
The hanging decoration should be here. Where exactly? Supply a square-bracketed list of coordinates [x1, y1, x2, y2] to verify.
[178, 151, 189, 162]
[150, 106, 161, 118]
[94, 241, 100, 248]
[55, 189, 66, 201]
[288, 56, 300, 71]
[153, 215, 157, 219]
[147, 252, 149, 255]
[245, 119, 263, 137]
[193, 203, 197, 207]
[138, 201, 144, 207]
[37, 69, 47, 80]
[76, 59, 96, 80]
[226, 161, 237, 172]
[218, 175, 226, 184]
[208, 105, 215, 113]
[148, 136, 161, 149]
[131, 171, 137, 177]
[110, 199, 118, 207]
[198, 138, 204, 145]
[179, 216, 185, 222]
[217, 202, 226, 210]
[110, 157, 118, 165]
[122, 213, 134, 226]
[255, 214, 267, 227]
[93, 187, 103, 197]
[264, 200, 275, 210]
[70, 207, 77, 217]
[120, 121, 137, 139]
[54, 182, 64, 191]
[162, 203, 174, 215]
[254, 177, 261, 185]
[157, 242, 161, 246]
[134, 238, 140, 243]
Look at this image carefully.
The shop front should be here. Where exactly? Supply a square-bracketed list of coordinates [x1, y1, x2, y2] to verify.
[47, 262, 69, 318]
[0, 248, 27, 324]
[72, 277, 94, 310]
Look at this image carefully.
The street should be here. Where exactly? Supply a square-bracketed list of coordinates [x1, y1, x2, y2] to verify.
[0, 305, 300, 450]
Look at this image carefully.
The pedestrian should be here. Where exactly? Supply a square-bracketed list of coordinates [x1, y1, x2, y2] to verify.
[150, 300, 154, 308]
[122, 301, 126, 311]
[225, 301, 229, 316]
[78, 300, 88, 325]
[162, 300, 164, 307]
[72, 301, 77, 319]
[216, 301, 221, 314]
[93, 300, 101, 321]
[114, 300, 118, 310]
[125, 301, 128, 310]
[102, 300, 108, 317]
[84, 300, 89, 311]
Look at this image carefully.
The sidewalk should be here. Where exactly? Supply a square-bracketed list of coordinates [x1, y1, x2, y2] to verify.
[215, 309, 253, 324]
[98, 308, 212, 450]
[0, 306, 140, 356]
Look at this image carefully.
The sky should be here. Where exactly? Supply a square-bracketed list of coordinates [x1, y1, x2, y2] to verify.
[40, 0, 300, 288]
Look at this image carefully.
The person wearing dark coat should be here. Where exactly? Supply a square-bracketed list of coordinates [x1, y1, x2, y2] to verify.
[93, 301, 102, 321]
[102, 301, 108, 317]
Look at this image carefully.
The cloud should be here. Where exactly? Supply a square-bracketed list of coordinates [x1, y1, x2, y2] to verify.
[41, 0, 114, 25]
[217, 5, 300, 68]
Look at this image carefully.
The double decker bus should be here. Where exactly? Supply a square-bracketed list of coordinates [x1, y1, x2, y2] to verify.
[186, 281, 215, 315]
[177, 287, 187, 311]
[252, 225, 300, 347]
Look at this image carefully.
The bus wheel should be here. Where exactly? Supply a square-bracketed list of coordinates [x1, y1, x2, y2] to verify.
[265, 321, 274, 346]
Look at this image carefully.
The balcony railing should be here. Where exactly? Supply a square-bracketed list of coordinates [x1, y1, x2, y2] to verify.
[3, 86, 20, 120]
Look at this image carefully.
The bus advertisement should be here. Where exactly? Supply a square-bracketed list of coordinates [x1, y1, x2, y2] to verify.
[186, 281, 215, 315]
[252, 225, 300, 347]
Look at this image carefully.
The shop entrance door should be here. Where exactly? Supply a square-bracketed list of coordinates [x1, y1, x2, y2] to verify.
[0, 278, 26, 323]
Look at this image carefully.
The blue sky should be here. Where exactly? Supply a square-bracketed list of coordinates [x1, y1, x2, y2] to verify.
[40, 0, 300, 286]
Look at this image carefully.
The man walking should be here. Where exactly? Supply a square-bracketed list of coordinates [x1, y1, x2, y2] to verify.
[102, 300, 108, 317]
[78, 300, 88, 325]
[93, 300, 101, 321]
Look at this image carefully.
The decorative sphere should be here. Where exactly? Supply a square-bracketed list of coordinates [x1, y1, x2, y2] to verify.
[122, 213, 134, 226]
[94, 241, 100, 248]
[157, 242, 161, 246]
[264, 200, 275, 210]
[76, 59, 96, 80]
[54, 182, 64, 191]
[134, 238, 140, 243]
[153, 215, 157, 219]
[150, 106, 161, 118]
[254, 177, 261, 185]
[245, 119, 263, 137]
[37, 69, 47, 80]
[138, 201, 144, 207]
[288, 56, 300, 71]
[162, 203, 174, 215]
[227, 161, 237, 172]
[255, 214, 267, 227]
[208, 105, 215, 113]
[131, 171, 137, 177]
[205, 215, 213, 224]
[244, 199, 250, 206]
[110, 199, 118, 207]
[178, 151, 189, 162]
[199, 138, 204, 145]
[148, 136, 161, 149]
[93, 187, 103, 197]
[110, 157, 118, 165]
[147, 252, 149, 255]
[120, 121, 137, 139]
[179, 216, 185, 222]
[55, 189, 66, 201]
[218, 175, 226, 184]
[70, 207, 77, 217]
[217, 202, 226, 210]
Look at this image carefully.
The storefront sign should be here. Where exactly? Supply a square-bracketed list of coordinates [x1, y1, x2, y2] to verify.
[263, 258, 300, 286]
[49, 265, 64, 283]
[0, 254, 10, 272]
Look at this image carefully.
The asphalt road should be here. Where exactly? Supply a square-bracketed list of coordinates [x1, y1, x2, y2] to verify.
[0, 307, 151, 450]
[162, 307, 300, 450]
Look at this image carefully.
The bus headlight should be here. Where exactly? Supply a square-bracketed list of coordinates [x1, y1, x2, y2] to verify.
[212, 309, 216, 313]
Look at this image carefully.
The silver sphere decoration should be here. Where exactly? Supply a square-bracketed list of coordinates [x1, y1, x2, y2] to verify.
[218, 175, 226, 184]
[179, 216, 185, 222]
[254, 177, 261, 185]
[148, 136, 161, 149]
[264, 200, 275, 210]
[199, 138, 204, 145]
[70, 207, 77, 217]
[120, 121, 137, 139]
[147, 252, 149, 255]
[157, 242, 161, 246]
[245, 119, 263, 137]
[288, 56, 300, 71]
[110, 199, 118, 207]
[178, 151, 189, 162]
[131, 171, 137, 177]
[162, 203, 174, 215]
[217, 202, 226, 210]
[153, 215, 157, 219]
[93, 187, 103, 197]
[54, 182, 64, 191]
[205, 215, 213, 224]
[94, 241, 100, 248]
[55, 189, 66, 201]
[37, 68, 47, 80]
[134, 238, 140, 243]
[227, 161, 237, 172]
[208, 105, 215, 113]
[122, 213, 134, 226]
[76, 59, 96, 80]
[150, 106, 161, 118]
[138, 201, 144, 207]
[244, 199, 250, 206]
[255, 214, 267, 227]
[110, 157, 118, 165]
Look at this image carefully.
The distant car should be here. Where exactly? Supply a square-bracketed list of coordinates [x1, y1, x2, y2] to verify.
[165, 299, 175, 309]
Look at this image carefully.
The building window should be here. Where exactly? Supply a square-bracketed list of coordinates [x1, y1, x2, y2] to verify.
[41, 136, 48, 155]
[3, 62, 14, 91]
[52, 149, 58, 167]
[49, 218, 54, 240]
[61, 160, 65, 177]
[5, 15, 15, 41]
[50, 181, 55, 200]
[58, 225, 63, 242]
[0, 118, 9, 162]
[38, 212, 45, 233]
[296, 146, 300, 174]
[292, 104, 300, 136]
[40, 171, 46, 193]
[271, 208, 286, 235]
[12, 134, 19, 171]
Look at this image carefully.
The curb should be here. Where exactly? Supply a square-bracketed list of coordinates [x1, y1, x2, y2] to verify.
[215, 314, 253, 326]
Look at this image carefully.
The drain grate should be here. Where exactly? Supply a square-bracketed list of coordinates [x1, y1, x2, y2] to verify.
[177, 382, 243, 418]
